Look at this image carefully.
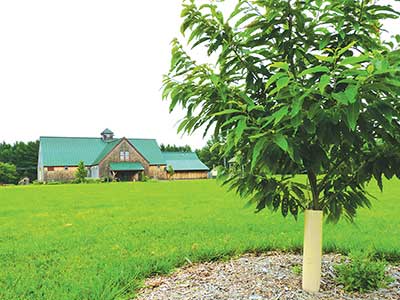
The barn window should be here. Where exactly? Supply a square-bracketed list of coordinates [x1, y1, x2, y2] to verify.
[48, 167, 54, 171]
[120, 151, 129, 161]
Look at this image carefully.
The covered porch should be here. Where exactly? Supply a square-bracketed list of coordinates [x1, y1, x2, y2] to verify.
[109, 162, 144, 181]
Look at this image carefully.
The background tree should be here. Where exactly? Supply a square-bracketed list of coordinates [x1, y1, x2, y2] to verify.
[160, 144, 192, 152]
[75, 161, 87, 183]
[0, 162, 18, 184]
[196, 137, 226, 169]
[0, 140, 39, 181]
[163, 0, 400, 292]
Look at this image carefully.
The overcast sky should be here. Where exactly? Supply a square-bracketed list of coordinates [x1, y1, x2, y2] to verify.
[0, 1, 399, 149]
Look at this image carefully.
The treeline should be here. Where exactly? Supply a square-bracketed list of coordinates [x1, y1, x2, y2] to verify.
[0, 141, 39, 183]
[160, 144, 192, 152]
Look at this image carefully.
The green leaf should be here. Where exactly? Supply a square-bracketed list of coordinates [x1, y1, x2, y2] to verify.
[270, 62, 289, 71]
[332, 92, 348, 105]
[251, 139, 266, 170]
[345, 102, 360, 131]
[344, 85, 358, 104]
[212, 109, 241, 116]
[234, 119, 246, 145]
[273, 134, 288, 152]
[314, 55, 334, 63]
[290, 97, 304, 117]
[276, 76, 290, 90]
[318, 74, 330, 94]
[265, 73, 286, 89]
[298, 66, 330, 77]
[272, 107, 289, 125]
[386, 78, 400, 87]
[332, 85, 358, 105]
[235, 12, 257, 27]
[337, 41, 356, 57]
[339, 55, 370, 65]
[319, 36, 329, 50]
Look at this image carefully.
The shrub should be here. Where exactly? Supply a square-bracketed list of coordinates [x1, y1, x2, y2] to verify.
[139, 174, 150, 182]
[46, 181, 64, 185]
[85, 178, 102, 184]
[334, 251, 393, 292]
[138, 172, 145, 182]
[0, 162, 18, 184]
[167, 165, 174, 180]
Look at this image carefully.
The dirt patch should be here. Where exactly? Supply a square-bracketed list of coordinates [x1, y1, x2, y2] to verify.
[135, 252, 400, 300]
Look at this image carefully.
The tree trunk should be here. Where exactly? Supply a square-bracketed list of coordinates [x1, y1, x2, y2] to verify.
[302, 209, 323, 292]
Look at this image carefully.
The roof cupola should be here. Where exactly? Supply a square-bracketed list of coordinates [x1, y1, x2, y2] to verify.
[101, 128, 114, 141]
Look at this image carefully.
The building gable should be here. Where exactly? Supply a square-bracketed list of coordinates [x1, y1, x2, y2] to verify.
[98, 138, 151, 177]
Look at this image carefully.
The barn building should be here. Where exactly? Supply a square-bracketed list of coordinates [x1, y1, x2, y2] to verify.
[37, 129, 209, 182]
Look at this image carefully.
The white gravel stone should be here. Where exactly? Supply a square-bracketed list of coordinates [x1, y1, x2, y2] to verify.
[135, 252, 400, 300]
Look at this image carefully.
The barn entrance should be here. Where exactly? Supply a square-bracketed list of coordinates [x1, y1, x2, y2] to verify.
[109, 162, 144, 181]
[115, 171, 135, 181]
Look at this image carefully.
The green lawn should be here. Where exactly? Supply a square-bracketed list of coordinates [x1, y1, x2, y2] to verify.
[0, 179, 399, 300]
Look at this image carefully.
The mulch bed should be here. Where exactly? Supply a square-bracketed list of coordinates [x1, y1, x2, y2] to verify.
[135, 252, 400, 300]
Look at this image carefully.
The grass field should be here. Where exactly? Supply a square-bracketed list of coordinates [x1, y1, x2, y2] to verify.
[0, 179, 399, 300]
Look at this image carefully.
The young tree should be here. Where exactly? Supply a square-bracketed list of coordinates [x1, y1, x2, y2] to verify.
[0, 162, 17, 184]
[163, 0, 400, 292]
[75, 161, 87, 183]
[167, 165, 175, 180]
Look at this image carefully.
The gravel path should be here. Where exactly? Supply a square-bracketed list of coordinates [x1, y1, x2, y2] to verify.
[135, 252, 400, 300]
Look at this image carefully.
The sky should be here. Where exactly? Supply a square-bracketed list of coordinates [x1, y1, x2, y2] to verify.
[0, 1, 399, 149]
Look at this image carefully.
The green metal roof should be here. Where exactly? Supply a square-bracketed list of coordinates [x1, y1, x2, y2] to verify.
[92, 139, 120, 164]
[39, 137, 166, 166]
[109, 162, 144, 171]
[162, 152, 209, 171]
[128, 139, 166, 165]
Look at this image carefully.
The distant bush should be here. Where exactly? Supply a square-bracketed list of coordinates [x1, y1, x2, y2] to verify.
[139, 173, 150, 182]
[0, 162, 18, 184]
[85, 178, 102, 184]
[46, 181, 64, 185]
[32, 180, 44, 185]
[334, 251, 393, 292]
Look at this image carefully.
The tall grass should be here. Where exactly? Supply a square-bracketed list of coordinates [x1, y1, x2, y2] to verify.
[0, 179, 399, 299]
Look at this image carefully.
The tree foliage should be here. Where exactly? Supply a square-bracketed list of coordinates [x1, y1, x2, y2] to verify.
[196, 137, 226, 169]
[163, 0, 400, 222]
[167, 165, 175, 180]
[0, 141, 39, 181]
[160, 144, 192, 152]
[75, 161, 87, 183]
[0, 162, 18, 184]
